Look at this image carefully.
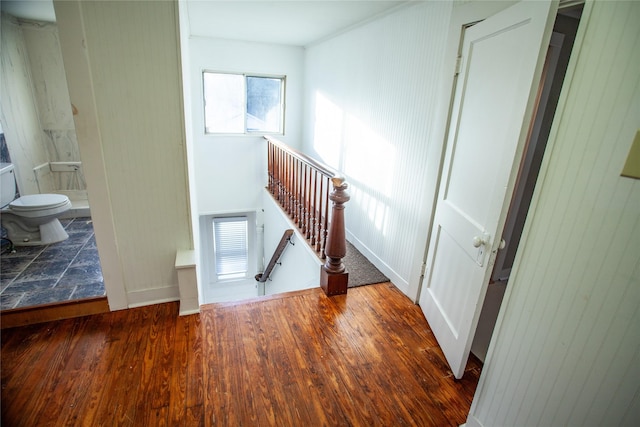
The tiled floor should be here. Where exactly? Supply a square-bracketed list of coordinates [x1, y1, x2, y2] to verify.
[0, 217, 105, 311]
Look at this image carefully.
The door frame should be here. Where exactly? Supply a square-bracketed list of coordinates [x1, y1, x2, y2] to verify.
[54, 1, 129, 310]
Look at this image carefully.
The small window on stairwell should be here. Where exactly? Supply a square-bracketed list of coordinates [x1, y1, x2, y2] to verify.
[213, 216, 249, 280]
[203, 71, 285, 134]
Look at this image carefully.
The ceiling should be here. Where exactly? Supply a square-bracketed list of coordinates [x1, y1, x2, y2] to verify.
[186, 1, 409, 46]
[1, 0, 410, 47]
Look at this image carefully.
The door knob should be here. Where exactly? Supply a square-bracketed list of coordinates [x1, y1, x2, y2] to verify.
[472, 236, 486, 247]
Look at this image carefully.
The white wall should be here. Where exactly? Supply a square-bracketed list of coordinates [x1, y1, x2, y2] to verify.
[0, 14, 48, 195]
[55, 0, 192, 309]
[187, 37, 304, 301]
[468, 1, 640, 425]
[188, 37, 304, 214]
[262, 189, 321, 295]
[302, 1, 453, 295]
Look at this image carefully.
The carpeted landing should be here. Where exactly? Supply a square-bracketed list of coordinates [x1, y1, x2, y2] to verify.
[343, 241, 389, 288]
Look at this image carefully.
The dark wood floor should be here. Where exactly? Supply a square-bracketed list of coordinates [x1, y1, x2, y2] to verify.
[1, 282, 481, 426]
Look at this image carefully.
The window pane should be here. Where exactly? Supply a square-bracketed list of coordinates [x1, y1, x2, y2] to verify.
[246, 76, 282, 133]
[203, 73, 244, 133]
[213, 217, 249, 278]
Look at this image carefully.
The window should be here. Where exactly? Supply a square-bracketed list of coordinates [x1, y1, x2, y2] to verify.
[213, 216, 249, 280]
[203, 72, 285, 134]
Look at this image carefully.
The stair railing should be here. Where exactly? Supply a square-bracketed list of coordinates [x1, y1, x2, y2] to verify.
[255, 229, 294, 283]
[265, 136, 334, 258]
[265, 136, 350, 295]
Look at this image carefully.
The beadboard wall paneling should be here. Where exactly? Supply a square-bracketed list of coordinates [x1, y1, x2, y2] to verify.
[303, 1, 453, 293]
[65, 1, 191, 298]
[469, 2, 640, 425]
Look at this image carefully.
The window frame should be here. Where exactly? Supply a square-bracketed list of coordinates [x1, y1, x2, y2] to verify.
[202, 70, 286, 136]
[201, 212, 257, 285]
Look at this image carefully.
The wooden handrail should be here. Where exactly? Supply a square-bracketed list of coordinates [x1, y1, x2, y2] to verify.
[265, 136, 350, 296]
[264, 136, 338, 178]
[255, 229, 294, 283]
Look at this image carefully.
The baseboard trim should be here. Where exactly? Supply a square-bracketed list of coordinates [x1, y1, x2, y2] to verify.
[0, 297, 110, 329]
[127, 286, 180, 308]
[179, 307, 200, 316]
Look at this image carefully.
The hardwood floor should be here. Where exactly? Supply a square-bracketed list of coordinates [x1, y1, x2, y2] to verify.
[1, 282, 481, 426]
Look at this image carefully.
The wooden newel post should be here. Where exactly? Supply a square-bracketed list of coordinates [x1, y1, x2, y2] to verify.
[320, 177, 350, 296]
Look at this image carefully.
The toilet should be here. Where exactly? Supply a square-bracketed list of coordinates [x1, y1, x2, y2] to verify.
[0, 163, 71, 246]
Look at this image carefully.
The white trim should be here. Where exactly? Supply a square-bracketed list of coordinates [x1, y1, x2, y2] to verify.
[202, 71, 285, 135]
[199, 210, 259, 289]
[463, 414, 484, 427]
[54, 0, 129, 310]
[179, 307, 200, 316]
[127, 287, 180, 308]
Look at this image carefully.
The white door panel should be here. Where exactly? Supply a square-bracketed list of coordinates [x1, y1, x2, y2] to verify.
[437, 201, 486, 265]
[419, 0, 557, 379]
[426, 226, 485, 337]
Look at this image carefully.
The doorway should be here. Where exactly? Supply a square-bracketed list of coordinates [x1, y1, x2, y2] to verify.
[470, 4, 584, 363]
[0, 11, 106, 314]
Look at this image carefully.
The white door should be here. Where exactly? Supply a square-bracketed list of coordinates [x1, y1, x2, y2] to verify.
[419, 0, 557, 379]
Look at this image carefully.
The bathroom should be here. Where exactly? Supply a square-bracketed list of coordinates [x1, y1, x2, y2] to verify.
[0, 12, 104, 310]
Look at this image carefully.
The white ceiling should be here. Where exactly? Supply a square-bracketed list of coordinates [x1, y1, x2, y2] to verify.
[186, 1, 409, 46]
[1, 0, 409, 47]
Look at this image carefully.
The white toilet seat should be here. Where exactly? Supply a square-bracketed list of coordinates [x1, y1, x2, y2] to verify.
[8, 194, 72, 218]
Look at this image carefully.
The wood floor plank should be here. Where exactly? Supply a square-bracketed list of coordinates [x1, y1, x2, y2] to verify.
[185, 314, 204, 412]
[208, 307, 244, 425]
[310, 294, 396, 425]
[169, 313, 190, 424]
[97, 306, 150, 426]
[71, 309, 137, 426]
[0, 283, 481, 426]
[329, 291, 437, 425]
[31, 317, 96, 426]
[150, 302, 178, 410]
[133, 303, 176, 426]
[19, 319, 87, 427]
[242, 304, 286, 425]
[274, 295, 348, 425]
[201, 306, 217, 425]
[1, 320, 75, 425]
[53, 312, 117, 426]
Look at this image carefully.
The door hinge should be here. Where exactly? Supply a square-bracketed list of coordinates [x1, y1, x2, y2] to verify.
[420, 262, 427, 278]
[455, 55, 464, 76]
